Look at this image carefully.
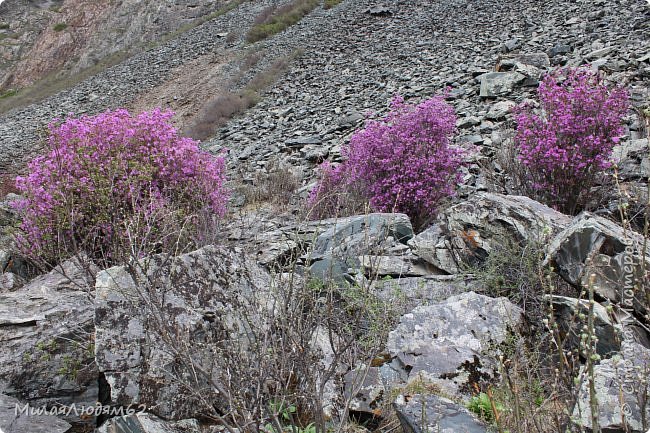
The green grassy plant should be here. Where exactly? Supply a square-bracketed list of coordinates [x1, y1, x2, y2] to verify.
[246, 0, 319, 43]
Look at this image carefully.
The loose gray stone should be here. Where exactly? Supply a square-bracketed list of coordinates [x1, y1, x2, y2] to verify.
[549, 295, 621, 357]
[310, 214, 413, 258]
[367, 5, 392, 16]
[307, 214, 413, 283]
[549, 43, 572, 57]
[479, 72, 525, 97]
[485, 100, 515, 120]
[394, 394, 487, 433]
[285, 135, 323, 148]
[612, 138, 650, 180]
[545, 213, 650, 317]
[97, 413, 202, 433]
[372, 275, 475, 313]
[0, 271, 25, 292]
[584, 46, 615, 60]
[310, 326, 339, 421]
[359, 254, 440, 278]
[409, 193, 570, 274]
[344, 365, 384, 416]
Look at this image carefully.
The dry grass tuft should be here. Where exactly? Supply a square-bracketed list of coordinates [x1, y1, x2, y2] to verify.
[184, 50, 301, 140]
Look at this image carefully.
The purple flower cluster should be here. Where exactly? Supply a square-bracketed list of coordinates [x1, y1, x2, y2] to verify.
[14, 108, 228, 265]
[309, 95, 463, 226]
[514, 67, 628, 214]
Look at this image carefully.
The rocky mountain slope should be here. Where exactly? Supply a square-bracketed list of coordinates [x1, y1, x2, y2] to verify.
[0, 0, 229, 91]
[0, 0, 649, 432]
[0, 0, 647, 176]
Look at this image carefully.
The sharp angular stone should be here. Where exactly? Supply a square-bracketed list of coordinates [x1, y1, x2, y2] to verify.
[584, 46, 615, 60]
[409, 193, 570, 274]
[549, 295, 621, 357]
[367, 5, 392, 16]
[372, 275, 475, 313]
[344, 365, 384, 416]
[498, 53, 550, 70]
[308, 214, 413, 283]
[612, 138, 650, 180]
[359, 254, 440, 277]
[97, 413, 201, 433]
[549, 43, 572, 57]
[285, 135, 323, 148]
[310, 214, 413, 258]
[485, 100, 515, 120]
[545, 213, 650, 317]
[0, 271, 26, 292]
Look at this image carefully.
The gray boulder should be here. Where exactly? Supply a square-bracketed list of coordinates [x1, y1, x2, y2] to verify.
[394, 394, 487, 433]
[371, 275, 475, 314]
[479, 72, 525, 97]
[367, 5, 392, 16]
[308, 256, 356, 285]
[549, 295, 621, 357]
[307, 213, 414, 284]
[409, 193, 570, 274]
[309, 213, 413, 259]
[386, 292, 523, 399]
[496, 53, 550, 86]
[0, 258, 97, 429]
[359, 254, 440, 278]
[485, 100, 516, 120]
[572, 340, 650, 433]
[94, 245, 272, 420]
[344, 365, 384, 417]
[545, 213, 649, 317]
[97, 413, 201, 433]
[0, 271, 25, 292]
[0, 393, 71, 433]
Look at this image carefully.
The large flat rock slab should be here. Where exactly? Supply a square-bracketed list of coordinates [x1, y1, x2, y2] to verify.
[95, 245, 272, 420]
[387, 291, 522, 398]
[0, 258, 97, 428]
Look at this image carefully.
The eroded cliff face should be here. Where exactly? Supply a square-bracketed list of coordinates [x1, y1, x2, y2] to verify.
[0, 0, 224, 90]
[0, 0, 60, 87]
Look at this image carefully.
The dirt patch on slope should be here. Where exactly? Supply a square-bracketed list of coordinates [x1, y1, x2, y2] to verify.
[128, 48, 235, 131]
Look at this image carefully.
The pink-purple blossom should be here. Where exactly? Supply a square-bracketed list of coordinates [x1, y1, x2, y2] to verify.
[514, 67, 628, 214]
[309, 95, 464, 227]
[14, 108, 229, 266]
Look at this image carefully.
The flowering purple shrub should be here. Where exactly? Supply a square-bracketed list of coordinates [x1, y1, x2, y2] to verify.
[309, 95, 463, 227]
[14, 108, 228, 267]
[514, 67, 628, 214]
